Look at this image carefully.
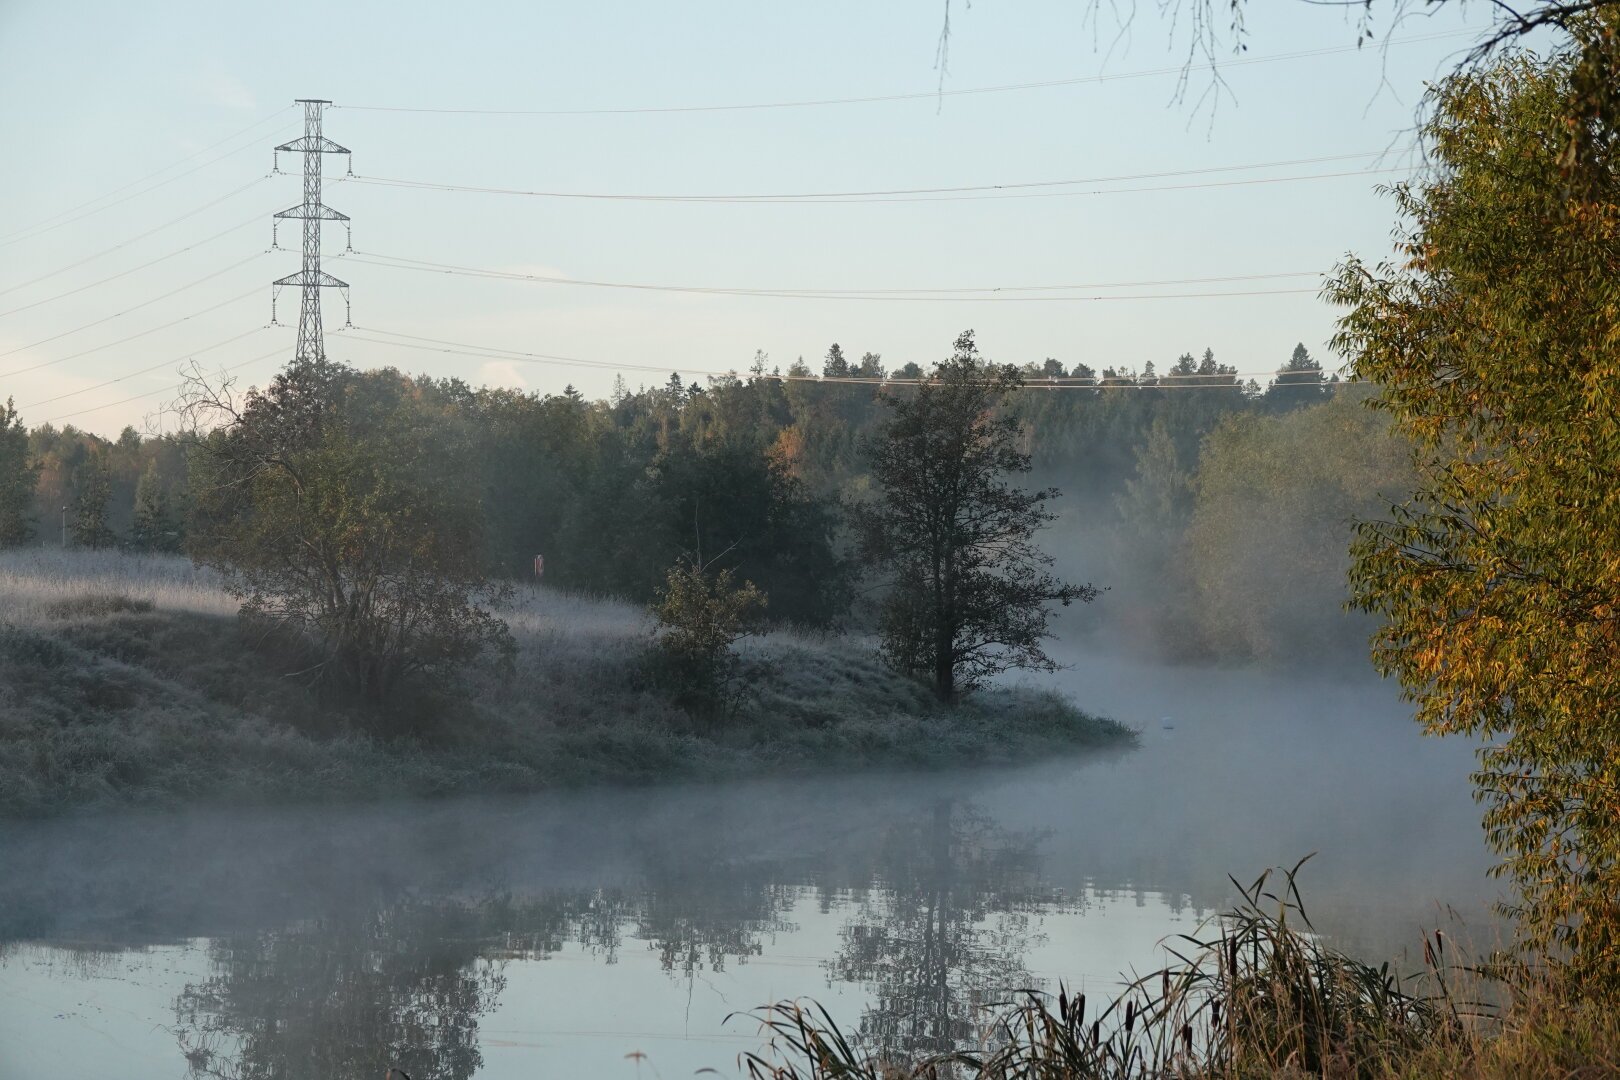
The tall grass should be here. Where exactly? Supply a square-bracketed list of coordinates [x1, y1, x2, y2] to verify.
[735, 858, 1508, 1079]
[0, 548, 236, 622]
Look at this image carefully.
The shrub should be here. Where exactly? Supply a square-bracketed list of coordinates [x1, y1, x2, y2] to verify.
[650, 556, 766, 716]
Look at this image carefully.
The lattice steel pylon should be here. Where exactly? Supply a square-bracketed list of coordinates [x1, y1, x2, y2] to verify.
[272, 99, 350, 363]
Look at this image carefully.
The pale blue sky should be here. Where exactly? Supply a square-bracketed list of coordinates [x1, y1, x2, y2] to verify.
[0, 0, 1490, 436]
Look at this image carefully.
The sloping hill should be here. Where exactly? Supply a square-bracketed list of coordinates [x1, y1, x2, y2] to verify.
[0, 551, 1132, 816]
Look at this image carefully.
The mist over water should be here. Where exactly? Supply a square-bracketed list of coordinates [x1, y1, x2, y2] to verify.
[0, 644, 1495, 1079]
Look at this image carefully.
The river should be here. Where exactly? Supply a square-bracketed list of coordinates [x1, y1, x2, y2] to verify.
[0, 652, 1497, 1078]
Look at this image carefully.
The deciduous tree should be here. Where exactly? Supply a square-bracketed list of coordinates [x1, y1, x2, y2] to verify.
[857, 331, 1098, 700]
[1329, 30, 1620, 985]
[182, 359, 513, 711]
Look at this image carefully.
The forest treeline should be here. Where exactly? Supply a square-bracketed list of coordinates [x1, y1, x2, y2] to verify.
[0, 339, 1400, 663]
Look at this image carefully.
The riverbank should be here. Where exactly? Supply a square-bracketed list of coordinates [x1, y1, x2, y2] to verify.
[0, 550, 1132, 817]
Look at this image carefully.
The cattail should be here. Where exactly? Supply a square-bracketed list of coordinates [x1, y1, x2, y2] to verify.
[1183, 1022, 1194, 1056]
[1125, 999, 1135, 1036]
[1211, 1000, 1222, 1028]
[1229, 936, 1240, 976]
[1059, 987, 1068, 1023]
[1091, 1019, 1101, 1048]
[1161, 969, 1170, 1001]
[1075, 992, 1086, 1027]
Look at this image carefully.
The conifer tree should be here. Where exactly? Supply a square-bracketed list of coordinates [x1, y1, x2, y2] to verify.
[0, 398, 37, 547]
[70, 460, 116, 549]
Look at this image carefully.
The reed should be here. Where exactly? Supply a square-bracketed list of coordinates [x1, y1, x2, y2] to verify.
[735, 858, 1503, 1079]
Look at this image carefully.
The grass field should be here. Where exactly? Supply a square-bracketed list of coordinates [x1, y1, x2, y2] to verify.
[0, 549, 1132, 817]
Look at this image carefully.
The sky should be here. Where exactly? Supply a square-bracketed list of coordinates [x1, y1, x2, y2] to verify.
[0, 0, 1495, 438]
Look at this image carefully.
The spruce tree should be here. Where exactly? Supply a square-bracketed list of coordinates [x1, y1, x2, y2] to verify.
[70, 456, 116, 549]
[0, 398, 37, 547]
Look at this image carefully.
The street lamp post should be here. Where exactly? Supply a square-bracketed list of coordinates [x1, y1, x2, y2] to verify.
[61, 506, 68, 549]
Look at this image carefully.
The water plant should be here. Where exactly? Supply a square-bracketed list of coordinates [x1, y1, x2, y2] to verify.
[735, 858, 1480, 1079]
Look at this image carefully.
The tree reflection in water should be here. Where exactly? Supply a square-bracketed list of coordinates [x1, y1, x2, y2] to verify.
[165, 798, 1058, 1076]
[174, 900, 517, 1080]
[828, 799, 1064, 1062]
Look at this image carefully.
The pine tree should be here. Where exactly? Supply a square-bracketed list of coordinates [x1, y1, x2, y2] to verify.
[823, 343, 850, 378]
[70, 456, 116, 549]
[0, 398, 37, 547]
[1266, 342, 1327, 408]
[131, 463, 180, 553]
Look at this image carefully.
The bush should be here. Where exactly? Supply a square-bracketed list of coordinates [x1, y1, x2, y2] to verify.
[650, 556, 766, 716]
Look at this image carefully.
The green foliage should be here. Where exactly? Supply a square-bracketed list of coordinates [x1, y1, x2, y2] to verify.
[1265, 340, 1332, 410]
[130, 462, 182, 553]
[0, 550, 1130, 816]
[858, 331, 1098, 699]
[1329, 29, 1620, 987]
[1182, 387, 1411, 661]
[470, 375, 846, 628]
[651, 555, 766, 714]
[69, 453, 116, 549]
[184, 359, 513, 712]
[0, 398, 37, 547]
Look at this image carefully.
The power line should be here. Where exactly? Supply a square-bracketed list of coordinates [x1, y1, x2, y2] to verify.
[349, 326, 1339, 389]
[0, 252, 268, 361]
[0, 117, 298, 250]
[19, 326, 274, 411]
[42, 342, 289, 425]
[0, 178, 276, 305]
[348, 252, 1322, 303]
[0, 211, 268, 319]
[333, 29, 1473, 116]
[0, 285, 265, 381]
[348, 157, 1409, 206]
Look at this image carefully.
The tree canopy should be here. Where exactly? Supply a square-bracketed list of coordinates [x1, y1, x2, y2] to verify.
[857, 331, 1098, 699]
[183, 359, 513, 710]
[0, 399, 36, 548]
[1330, 22, 1620, 985]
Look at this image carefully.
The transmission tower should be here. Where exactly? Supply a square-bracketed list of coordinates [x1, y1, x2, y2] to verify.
[272, 98, 350, 363]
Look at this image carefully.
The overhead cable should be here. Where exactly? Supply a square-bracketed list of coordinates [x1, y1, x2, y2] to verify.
[0, 180, 276, 303]
[349, 253, 1322, 303]
[0, 212, 269, 319]
[19, 326, 273, 411]
[44, 342, 289, 425]
[0, 116, 297, 250]
[349, 327, 1343, 388]
[333, 29, 1472, 116]
[0, 253, 269, 361]
[348, 157, 1409, 206]
[0, 285, 265, 381]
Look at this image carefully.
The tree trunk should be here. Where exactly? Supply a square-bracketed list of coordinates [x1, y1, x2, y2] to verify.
[933, 627, 954, 701]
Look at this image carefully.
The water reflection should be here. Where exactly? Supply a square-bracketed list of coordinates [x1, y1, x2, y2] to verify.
[151, 798, 1056, 1077]
[176, 901, 508, 1080]
[829, 801, 1053, 1059]
[0, 668, 1497, 1078]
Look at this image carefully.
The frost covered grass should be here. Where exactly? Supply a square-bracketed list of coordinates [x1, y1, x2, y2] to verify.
[0, 550, 1132, 817]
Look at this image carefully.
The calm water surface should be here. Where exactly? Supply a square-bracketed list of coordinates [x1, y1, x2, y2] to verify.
[0, 654, 1497, 1078]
